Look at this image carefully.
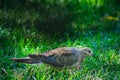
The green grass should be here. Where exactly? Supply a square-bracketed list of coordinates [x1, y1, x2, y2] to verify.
[0, 0, 120, 80]
[0, 26, 120, 80]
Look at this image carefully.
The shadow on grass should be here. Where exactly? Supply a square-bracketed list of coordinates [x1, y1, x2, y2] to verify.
[1, 0, 119, 36]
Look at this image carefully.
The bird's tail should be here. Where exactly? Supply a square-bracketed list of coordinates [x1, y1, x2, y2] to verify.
[11, 54, 63, 67]
[10, 57, 41, 64]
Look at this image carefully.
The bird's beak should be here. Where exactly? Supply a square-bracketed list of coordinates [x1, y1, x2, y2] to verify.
[92, 54, 96, 58]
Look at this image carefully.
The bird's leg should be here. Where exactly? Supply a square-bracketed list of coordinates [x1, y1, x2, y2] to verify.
[68, 68, 72, 72]
[76, 65, 81, 69]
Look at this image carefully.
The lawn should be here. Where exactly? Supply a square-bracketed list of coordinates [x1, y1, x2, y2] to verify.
[0, 0, 120, 80]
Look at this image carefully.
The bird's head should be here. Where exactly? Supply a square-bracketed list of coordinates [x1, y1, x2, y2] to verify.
[80, 47, 93, 57]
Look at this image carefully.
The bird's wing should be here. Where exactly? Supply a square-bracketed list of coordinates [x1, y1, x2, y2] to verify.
[44, 47, 77, 56]
[29, 47, 78, 67]
[28, 54, 63, 67]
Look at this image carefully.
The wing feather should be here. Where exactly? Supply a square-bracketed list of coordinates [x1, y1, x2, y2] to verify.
[43, 47, 78, 66]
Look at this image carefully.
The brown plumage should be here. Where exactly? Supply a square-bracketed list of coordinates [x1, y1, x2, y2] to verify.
[11, 47, 93, 69]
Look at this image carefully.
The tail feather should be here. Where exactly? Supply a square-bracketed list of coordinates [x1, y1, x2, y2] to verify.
[11, 54, 62, 67]
[10, 57, 40, 64]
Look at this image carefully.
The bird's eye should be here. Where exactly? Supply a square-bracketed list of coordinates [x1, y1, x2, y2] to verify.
[88, 50, 91, 53]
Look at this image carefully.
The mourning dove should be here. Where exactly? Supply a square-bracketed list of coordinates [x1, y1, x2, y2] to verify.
[11, 47, 93, 69]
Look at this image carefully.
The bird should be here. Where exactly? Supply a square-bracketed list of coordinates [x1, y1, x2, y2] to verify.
[11, 47, 93, 69]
